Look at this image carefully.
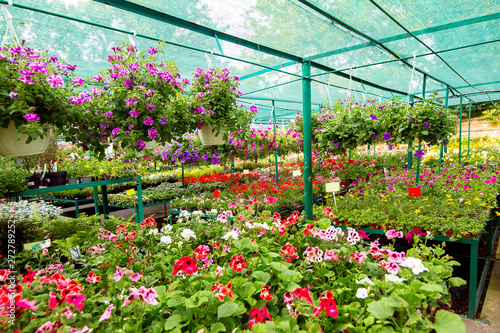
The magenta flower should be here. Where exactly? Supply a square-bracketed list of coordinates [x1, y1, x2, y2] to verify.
[147, 128, 158, 139]
[129, 109, 140, 118]
[99, 304, 115, 322]
[369, 115, 377, 120]
[136, 140, 146, 150]
[123, 80, 134, 89]
[102, 112, 114, 118]
[128, 124, 135, 130]
[159, 118, 168, 125]
[422, 122, 429, 127]
[24, 113, 40, 122]
[145, 102, 155, 112]
[129, 273, 143, 282]
[71, 78, 85, 85]
[143, 116, 154, 126]
[128, 63, 139, 71]
[66, 64, 77, 71]
[47, 74, 64, 87]
[19, 76, 34, 84]
[111, 128, 120, 136]
[148, 47, 158, 55]
[250, 105, 257, 113]
[126, 98, 138, 106]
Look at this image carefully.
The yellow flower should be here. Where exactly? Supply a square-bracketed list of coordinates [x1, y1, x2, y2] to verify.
[496, 211, 500, 216]
[100, 169, 104, 173]
[414, 209, 421, 214]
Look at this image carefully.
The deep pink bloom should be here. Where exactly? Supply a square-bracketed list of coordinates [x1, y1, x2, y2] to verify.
[47, 75, 64, 87]
[24, 113, 40, 122]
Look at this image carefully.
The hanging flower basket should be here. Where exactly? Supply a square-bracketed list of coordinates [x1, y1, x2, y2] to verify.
[198, 125, 225, 145]
[0, 121, 50, 157]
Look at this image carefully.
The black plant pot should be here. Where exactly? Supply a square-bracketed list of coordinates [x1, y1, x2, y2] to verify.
[26, 173, 42, 189]
[44, 171, 67, 187]
[68, 177, 80, 185]
[79, 176, 92, 183]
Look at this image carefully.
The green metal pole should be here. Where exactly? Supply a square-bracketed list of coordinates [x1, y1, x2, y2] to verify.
[181, 164, 185, 187]
[468, 101, 472, 156]
[459, 96, 463, 164]
[438, 144, 444, 175]
[349, 148, 351, 159]
[367, 144, 370, 152]
[302, 61, 313, 222]
[408, 95, 415, 170]
[444, 87, 449, 153]
[231, 157, 235, 173]
[136, 175, 144, 223]
[92, 186, 99, 215]
[272, 100, 279, 184]
[101, 185, 109, 219]
[415, 141, 422, 185]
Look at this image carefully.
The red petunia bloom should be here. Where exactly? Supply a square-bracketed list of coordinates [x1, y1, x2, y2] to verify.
[229, 254, 246, 272]
[260, 285, 273, 301]
[140, 218, 157, 229]
[248, 306, 272, 328]
[313, 290, 339, 318]
[172, 256, 198, 276]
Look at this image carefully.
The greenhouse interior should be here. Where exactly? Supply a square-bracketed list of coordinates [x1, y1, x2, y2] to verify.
[1, 0, 500, 332]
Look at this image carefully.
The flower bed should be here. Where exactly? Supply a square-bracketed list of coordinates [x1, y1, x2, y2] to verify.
[2, 212, 466, 332]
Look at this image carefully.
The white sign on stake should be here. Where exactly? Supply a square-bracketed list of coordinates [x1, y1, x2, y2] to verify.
[243, 169, 250, 174]
[292, 170, 301, 177]
[325, 181, 340, 209]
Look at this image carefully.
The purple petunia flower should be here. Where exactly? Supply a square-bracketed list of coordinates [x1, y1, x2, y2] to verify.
[159, 118, 168, 126]
[9, 92, 18, 99]
[102, 112, 114, 118]
[383, 132, 392, 140]
[129, 110, 140, 118]
[250, 105, 257, 113]
[422, 122, 429, 127]
[371, 132, 377, 138]
[370, 115, 377, 120]
[23, 113, 40, 122]
[123, 80, 134, 89]
[147, 128, 158, 139]
[128, 124, 135, 130]
[47, 75, 64, 88]
[414, 149, 425, 159]
[136, 140, 146, 150]
[148, 47, 158, 55]
[378, 106, 385, 110]
[111, 128, 120, 136]
[143, 116, 154, 126]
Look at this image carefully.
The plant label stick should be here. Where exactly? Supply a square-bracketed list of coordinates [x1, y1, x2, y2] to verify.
[213, 190, 220, 198]
[126, 189, 135, 195]
[292, 170, 301, 177]
[243, 170, 250, 174]
[325, 182, 340, 209]
[408, 187, 421, 197]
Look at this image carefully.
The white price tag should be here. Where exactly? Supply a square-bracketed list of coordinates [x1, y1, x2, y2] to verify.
[325, 182, 340, 193]
[243, 170, 250, 174]
[453, 149, 459, 153]
[292, 170, 301, 177]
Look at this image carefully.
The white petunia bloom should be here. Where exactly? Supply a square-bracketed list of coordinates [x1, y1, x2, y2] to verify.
[147, 229, 159, 236]
[400, 257, 429, 275]
[180, 229, 196, 241]
[222, 230, 240, 240]
[385, 274, 405, 284]
[160, 236, 172, 245]
[356, 288, 369, 299]
[356, 277, 375, 285]
[162, 224, 173, 234]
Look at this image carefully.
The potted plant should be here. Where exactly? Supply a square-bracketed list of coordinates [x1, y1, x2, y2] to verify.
[0, 42, 78, 156]
[65, 43, 192, 159]
[189, 68, 256, 145]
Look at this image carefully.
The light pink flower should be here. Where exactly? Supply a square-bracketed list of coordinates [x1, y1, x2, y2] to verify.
[99, 304, 115, 322]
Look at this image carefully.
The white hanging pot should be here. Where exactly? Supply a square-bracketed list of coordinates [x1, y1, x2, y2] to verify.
[198, 125, 225, 145]
[144, 140, 156, 149]
[0, 121, 50, 157]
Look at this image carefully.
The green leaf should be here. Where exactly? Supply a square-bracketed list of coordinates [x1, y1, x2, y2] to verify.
[427, 310, 466, 333]
[155, 285, 166, 296]
[164, 314, 183, 330]
[238, 282, 257, 298]
[210, 322, 226, 333]
[367, 299, 396, 319]
[420, 284, 444, 293]
[218, 302, 238, 319]
[167, 296, 187, 307]
[278, 270, 302, 284]
[448, 277, 466, 287]
[252, 271, 271, 284]
[271, 262, 290, 273]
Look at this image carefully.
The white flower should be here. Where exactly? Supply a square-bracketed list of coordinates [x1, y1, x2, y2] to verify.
[160, 236, 172, 245]
[385, 274, 405, 284]
[162, 225, 173, 234]
[147, 229, 158, 236]
[356, 277, 374, 285]
[177, 241, 183, 247]
[180, 229, 196, 241]
[356, 288, 369, 299]
[400, 257, 429, 275]
[192, 210, 203, 216]
[210, 209, 218, 215]
[222, 230, 240, 240]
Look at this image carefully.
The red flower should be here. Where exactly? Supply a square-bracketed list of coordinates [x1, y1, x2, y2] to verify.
[194, 246, 209, 260]
[313, 290, 339, 318]
[293, 286, 313, 305]
[124, 230, 137, 241]
[248, 306, 272, 328]
[22, 270, 36, 284]
[229, 254, 246, 272]
[140, 218, 156, 229]
[260, 285, 273, 301]
[212, 281, 234, 302]
[86, 271, 101, 283]
[213, 242, 221, 249]
[303, 224, 315, 236]
[172, 256, 198, 276]
[116, 224, 128, 233]
[281, 243, 299, 259]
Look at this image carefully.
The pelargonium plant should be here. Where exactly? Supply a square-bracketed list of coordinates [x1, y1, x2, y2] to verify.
[0, 42, 78, 142]
[189, 68, 256, 137]
[65, 43, 192, 158]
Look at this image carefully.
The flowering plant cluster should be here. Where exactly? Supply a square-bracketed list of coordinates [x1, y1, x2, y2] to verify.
[159, 133, 227, 166]
[297, 94, 456, 156]
[0, 42, 78, 141]
[4, 209, 466, 332]
[189, 68, 256, 136]
[65, 43, 191, 158]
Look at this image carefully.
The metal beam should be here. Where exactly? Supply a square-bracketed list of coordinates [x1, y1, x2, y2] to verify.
[296, 0, 463, 99]
[240, 61, 297, 80]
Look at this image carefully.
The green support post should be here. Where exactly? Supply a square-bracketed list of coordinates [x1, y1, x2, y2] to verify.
[101, 185, 109, 218]
[92, 186, 99, 215]
[231, 157, 235, 173]
[415, 141, 422, 185]
[181, 164, 185, 187]
[136, 176, 144, 223]
[444, 87, 449, 153]
[438, 144, 444, 175]
[367, 144, 370, 152]
[349, 149, 351, 159]
[407, 95, 414, 169]
[374, 144, 376, 155]
[468, 101, 472, 156]
[459, 96, 463, 164]
[272, 100, 279, 184]
[302, 61, 313, 222]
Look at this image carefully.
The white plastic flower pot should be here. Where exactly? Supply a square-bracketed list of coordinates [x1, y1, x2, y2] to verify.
[144, 140, 156, 149]
[0, 121, 50, 157]
[198, 125, 225, 145]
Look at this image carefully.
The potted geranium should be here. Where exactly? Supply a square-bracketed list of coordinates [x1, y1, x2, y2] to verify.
[0, 42, 78, 156]
[65, 43, 192, 158]
[189, 68, 256, 145]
